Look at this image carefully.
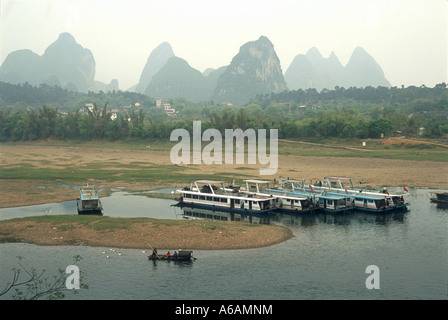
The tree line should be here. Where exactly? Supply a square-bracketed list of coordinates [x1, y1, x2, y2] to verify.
[1, 81, 447, 141]
[1, 101, 447, 142]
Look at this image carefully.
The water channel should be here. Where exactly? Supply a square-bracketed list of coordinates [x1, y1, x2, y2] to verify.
[0, 188, 446, 300]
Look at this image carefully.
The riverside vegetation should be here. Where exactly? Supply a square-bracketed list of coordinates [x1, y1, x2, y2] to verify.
[0, 82, 447, 142]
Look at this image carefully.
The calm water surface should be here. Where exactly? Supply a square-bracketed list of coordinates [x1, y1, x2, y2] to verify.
[0, 188, 446, 300]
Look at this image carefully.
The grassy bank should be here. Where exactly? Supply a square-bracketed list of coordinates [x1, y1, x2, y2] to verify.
[278, 138, 448, 161]
[0, 215, 293, 250]
[1, 138, 446, 186]
[0, 139, 446, 208]
[3, 137, 446, 161]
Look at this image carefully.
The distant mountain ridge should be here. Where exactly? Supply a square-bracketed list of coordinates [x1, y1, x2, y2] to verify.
[137, 36, 288, 104]
[1, 33, 98, 92]
[1, 32, 391, 105]
[285, 47, 390, 91]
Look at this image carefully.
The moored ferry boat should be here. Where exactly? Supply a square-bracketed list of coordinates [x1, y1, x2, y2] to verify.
[239, 179, 316, 213]
[310, 177, 408, 212]
[176, 180, 276, 214]
[77, 185, 103, 215]
[268, 179, 354, 213]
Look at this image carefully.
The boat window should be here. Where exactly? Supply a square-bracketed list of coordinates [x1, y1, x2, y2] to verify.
[185, 194, 191, 198]
[199, 196, 205, 200]
[193, 195, 198, 199]
[206, 196, 212, 201]
[213, 197, 219, 202]
[221, 198, 227, 203]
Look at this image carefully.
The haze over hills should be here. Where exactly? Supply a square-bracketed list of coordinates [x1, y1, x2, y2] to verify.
[1, 33, 98, 93]
[134, 42, 175, 94]
[344, 47, 391, 88]
[284, 47, 390, 91]
[1, 32, 392, 105]
[144, 56, 216, 102]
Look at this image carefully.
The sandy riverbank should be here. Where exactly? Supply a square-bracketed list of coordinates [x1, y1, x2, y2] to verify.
[0, 217, 293, 250]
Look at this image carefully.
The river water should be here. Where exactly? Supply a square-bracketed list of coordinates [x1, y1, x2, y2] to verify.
[0, 188, 446, 300]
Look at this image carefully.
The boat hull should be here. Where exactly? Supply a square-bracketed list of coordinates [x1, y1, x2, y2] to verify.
[275, 207, 316, 214]
[175, 201, 274, 214]
[148, 251, 194, 261]
[77, 198, 103, 215]
[77, 209, 103, 215]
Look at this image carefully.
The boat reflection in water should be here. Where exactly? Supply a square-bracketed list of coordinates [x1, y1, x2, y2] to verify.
[178, 205, 275, 225]
[177, 204, 407, 227]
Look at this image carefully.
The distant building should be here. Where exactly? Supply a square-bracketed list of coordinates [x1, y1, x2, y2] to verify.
[85, 103, 94, 112]
[156, 98, 177, 116]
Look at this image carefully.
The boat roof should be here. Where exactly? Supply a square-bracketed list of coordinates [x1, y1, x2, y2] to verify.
[180, 189, 275, 201]
[327, 191, 385, 200]
[280, 179, 306, 183]
[268, 188, 348, 200]
[194, 180, 223, 184]
[80, 188, 99, 200]
[244, 179, 271, 184]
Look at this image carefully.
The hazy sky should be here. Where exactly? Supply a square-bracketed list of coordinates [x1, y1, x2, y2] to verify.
[1, 0, 447, 90]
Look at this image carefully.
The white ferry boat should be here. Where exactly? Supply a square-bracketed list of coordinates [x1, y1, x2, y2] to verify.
[310, 177, 408, 212]
[77, 185, 103, 215]
[176, 180, 276, 214]
[239, 180, 316, 213]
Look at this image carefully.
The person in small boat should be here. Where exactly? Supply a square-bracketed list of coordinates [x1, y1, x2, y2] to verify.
[152, 248, 158, 257]
[173, 251, 178, 259]
[165, 251, 171, 257]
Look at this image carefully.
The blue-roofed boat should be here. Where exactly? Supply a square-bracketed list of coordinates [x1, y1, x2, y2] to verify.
[262, 179, 353, 213]
[77, 184, 103, 215]
[310, 177, 408, 212]
[175, 180, 276, 214]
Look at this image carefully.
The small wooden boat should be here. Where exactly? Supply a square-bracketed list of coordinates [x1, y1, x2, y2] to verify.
[147, 250, 194, 261]
[431, 192, 448, 204]
[77, 184, 103, 215]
